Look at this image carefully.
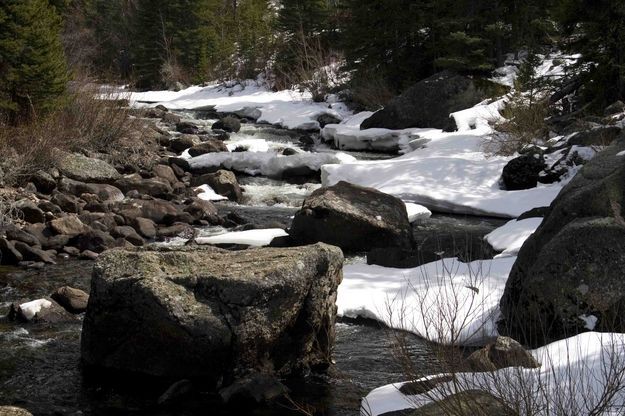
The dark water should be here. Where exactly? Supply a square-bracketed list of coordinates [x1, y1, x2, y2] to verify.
[0, 261, 437, 416]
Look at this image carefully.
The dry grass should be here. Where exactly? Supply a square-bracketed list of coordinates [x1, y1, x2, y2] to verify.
[0, 82, 151, 186]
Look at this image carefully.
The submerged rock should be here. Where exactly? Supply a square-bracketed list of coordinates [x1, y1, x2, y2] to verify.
[219, 372, 289, 405]
[499, 136, 625, 346]
[81, 243, 343, 385]
[290, 181, 414, 251]
[212, 116, 241, 133]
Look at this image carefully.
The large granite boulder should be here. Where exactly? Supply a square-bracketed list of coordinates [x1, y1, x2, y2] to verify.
[81, 244, 343, 385]
[360, 71, 494, 131]
[57, 152, 121, 183]
[499, 136, 625, 346]
[289, 181, 414, 251]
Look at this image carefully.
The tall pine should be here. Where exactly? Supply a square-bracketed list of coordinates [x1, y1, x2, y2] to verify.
[556, 0, 625, 109]
[0, 0, 68, 124]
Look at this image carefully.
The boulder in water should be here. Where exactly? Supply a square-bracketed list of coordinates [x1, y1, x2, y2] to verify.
[81, 243, 343, 384]
[290, 181, 414, 251]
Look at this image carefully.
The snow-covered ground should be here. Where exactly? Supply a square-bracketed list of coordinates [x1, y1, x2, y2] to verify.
[363, 332, 625, 416]
[127, 79, 351, 131]
[322, 100, 568, 218]
[338, 256, 515, 346]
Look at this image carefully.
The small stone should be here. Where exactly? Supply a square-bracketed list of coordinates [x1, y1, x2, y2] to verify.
[153, 165, 178, 185]
[212, 116, 241, 133]
[15, 200, 45, 223]
[51, 286, 89, 314]
[49, 215, 86, 236]
[31, 170, 57, 194]
[111, 226, 145, 246]
[13, 241, 56, 264]
[51, 192, 85, 213]
[63, 246, 81, 256]
[132, 217, 157, 239]
[80, 250, 99, 260]
[0, 238, 23, 265]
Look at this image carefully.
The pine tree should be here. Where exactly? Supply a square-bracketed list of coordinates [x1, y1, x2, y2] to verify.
[341, 0, 430, 92]
[133, 0, 221, 89]
[0, 0, 68, 124]
[277, 0, 329, 40]
[556, 0, 625, 108]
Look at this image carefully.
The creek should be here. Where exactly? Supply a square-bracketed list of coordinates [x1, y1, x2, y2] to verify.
[0, 112, 506, 415]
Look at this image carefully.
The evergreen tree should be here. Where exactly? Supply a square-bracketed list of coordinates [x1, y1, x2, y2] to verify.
[0, 0, 68, 124]
[341, 0, 430, 92]
[133, 0, 220, 89]
[88, 0, 136, 79]
[556, 0, 625, 108]
[277, 0, 329, 40]
[231, 0, 276, 78]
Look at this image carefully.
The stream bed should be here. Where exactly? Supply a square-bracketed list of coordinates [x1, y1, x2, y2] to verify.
[0, 113, 506, 415]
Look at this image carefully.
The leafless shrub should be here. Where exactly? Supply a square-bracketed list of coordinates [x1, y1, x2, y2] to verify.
[349, 76, 395, 111]
[371, 253, 625, 416]
[486, 97, 551, 156]
[0, 79, 141, 186]
[275, 33, 343, 102]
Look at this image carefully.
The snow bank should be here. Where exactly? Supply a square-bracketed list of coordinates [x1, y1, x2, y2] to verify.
[320, 112, 438, 153]
[320, 112, 420, 152]
[189, 151, 356, 178]
[127, 80, 351, 131]
[450, 99, 505, 131]
[485, 217, 542, 256]
[322, 103, 566, 218]
[19, 299, 52, 321]
[195, 228, 287, 247]
[338, 256, 516, 345]
[195, 184, 228, 201]
[362, 332, 625, 416]
[405, 202, 432, 222]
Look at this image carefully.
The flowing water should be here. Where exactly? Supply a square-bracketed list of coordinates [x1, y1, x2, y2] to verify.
[0, 114, 505, 415]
